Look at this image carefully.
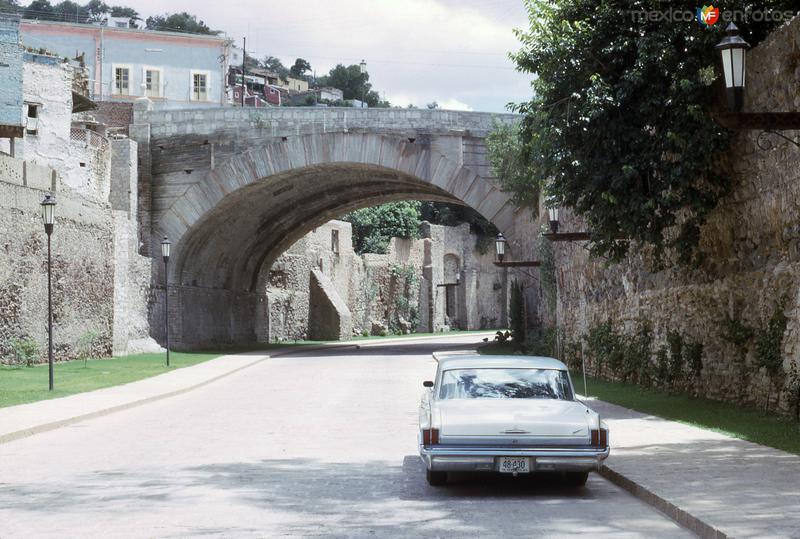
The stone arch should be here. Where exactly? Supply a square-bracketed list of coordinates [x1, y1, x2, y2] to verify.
[159, 132, 520, 291]
[153, 132, 524, 348]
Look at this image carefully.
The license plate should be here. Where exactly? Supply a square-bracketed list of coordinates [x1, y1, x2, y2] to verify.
[498, 457, 530, 473]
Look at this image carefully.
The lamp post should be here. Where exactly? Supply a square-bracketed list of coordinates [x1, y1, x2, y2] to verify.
[359, 59, 367, 108]
[711, 23, 800, 146]
[494, 233, 506, 263]
[548, 205, 560, 234]
[716, 23, 750, 112]
[160, 236, 171, 367]
[40, 194, 56, 391]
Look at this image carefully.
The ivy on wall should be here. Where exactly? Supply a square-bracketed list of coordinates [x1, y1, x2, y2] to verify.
[508, 0, 797, 265]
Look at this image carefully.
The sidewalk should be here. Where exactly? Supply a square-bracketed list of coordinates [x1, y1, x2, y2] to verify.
[588, 398, 800, 539]
[0, 351, 271, 444]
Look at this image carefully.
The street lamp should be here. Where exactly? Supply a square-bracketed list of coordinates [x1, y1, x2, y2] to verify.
[359, 59, 367, 108]
[40, 193, 56, 391]
[716, 23, 750, 112]
[160, 236, 171, 367]
[548, 205, 560, 234]
[495, 233, 506, 263]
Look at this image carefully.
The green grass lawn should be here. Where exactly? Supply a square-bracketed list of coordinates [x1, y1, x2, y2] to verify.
[0, 351, 220, 409]
[479, 343, 800, 455]
[581, 376, 800, 455]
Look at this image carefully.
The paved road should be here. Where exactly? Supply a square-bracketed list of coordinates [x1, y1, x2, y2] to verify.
[0, 336, 693, 538]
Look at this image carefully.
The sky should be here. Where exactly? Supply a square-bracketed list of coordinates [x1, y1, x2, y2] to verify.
[112, 0, 534, 112]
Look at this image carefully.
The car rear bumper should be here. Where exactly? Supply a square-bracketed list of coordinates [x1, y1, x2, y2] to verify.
[419, 445, 610, 472]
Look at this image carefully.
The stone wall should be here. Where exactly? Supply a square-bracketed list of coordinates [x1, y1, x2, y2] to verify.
[552, 16, 800, 415]
[0, 139, 151, 362]
[262, 219, 508, 343]
[0, 168, 115, 362]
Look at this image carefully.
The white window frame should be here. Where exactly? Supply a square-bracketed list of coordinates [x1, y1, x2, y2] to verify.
[112, 63, 132, 96]
[190, 70, 211, 101]
[24, 102, 41, 136]
[142, 66, 163, 98]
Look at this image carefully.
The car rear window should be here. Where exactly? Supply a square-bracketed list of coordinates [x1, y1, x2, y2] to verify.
[439, 368, 573, 400]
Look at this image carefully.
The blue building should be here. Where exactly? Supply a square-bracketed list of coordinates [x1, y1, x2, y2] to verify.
[0, 14, 23, 141]
[20, 20, 232, 110]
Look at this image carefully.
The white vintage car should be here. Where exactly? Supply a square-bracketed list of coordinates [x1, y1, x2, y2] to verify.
[418, 354, 609, 486]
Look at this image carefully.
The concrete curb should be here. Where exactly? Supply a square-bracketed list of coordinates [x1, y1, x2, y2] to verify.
[430, 346, 723, 538]
[598, 465, 728, 539]
[0, 343, 358, 446]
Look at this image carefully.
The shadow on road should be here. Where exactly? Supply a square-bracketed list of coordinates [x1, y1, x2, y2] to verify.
[0, 456, 653, 538]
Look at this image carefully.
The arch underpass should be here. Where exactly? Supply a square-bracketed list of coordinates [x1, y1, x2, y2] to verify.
[132, 108, 531, 349]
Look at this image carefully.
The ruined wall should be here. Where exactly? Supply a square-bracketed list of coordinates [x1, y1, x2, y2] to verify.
[554, 17, 800, 414]
[0, 165, 115, 362]
[262, 219, 509, 343]
[0, 138, 151, 362]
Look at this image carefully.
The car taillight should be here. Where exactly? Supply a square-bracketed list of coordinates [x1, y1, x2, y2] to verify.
[422, 428, 439, 445]
[591, 428, 608, 448]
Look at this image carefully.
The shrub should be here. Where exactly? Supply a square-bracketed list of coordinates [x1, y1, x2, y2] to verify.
[666, 330, 685, 388]
[524, 326, 556, 357]
[655, 346, 669, 386]
[76, 330, 100, 367]
[584, 321, 619, 377]
[509, 280, 526, 344]
[9, 337, 39, 367]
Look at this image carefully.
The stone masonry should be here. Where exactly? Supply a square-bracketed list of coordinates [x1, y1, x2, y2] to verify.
[262, 220, 508, 343]
[133, 107, 536, 349]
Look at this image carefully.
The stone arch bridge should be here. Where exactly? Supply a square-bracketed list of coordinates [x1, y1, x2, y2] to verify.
[130, 107, 529, 349]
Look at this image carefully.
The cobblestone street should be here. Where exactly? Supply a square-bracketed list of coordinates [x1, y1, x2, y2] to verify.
[0, 336, 691, 538]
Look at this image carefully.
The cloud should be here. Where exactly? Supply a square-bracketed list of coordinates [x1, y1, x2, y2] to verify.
[437, 98, 473, 111]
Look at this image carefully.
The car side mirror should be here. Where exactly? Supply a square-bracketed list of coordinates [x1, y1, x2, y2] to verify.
[423, 380, 434, 388]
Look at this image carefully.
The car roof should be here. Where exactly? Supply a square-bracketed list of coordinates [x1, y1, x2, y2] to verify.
[435, 354, 568, 371]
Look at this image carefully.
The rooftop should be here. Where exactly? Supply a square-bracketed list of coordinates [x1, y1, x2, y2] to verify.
[20, 18, 229, 42]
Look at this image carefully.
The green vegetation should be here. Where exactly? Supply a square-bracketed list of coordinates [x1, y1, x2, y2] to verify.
[0, 351, 220, 408]
[583, 376, 800, 456]
[145, 12, 218, 34]
[7, 337, 39, 368]
[19, 0, 141, 26]
[317, 64, 390, 108]
[510, 0, 796, 264]
[485, 120, 538, 210]
[343, 200, 499, 255]
[343, 201, 422, 254]
[508, 279, 526, 344]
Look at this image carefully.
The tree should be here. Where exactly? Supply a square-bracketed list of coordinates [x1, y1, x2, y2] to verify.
[426, 101, 439, 109]
[243, 52, 260, 70]
[321, 63, 370, 101]
[23, 0, 55, 19]
[486, 121, 538, 210]
[510, 0, 796, 264]
[52, 0, 85, 22]
[109, 5, 139, 26]
[145, 12, 219, 35]
[0, 0, 20, 13]
[342, 202, 422, 254]
[262, 56, 289, 79]
[289, 58, 311, 79]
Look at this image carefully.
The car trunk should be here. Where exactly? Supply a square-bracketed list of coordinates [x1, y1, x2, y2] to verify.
[436, 399, 593, 446]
